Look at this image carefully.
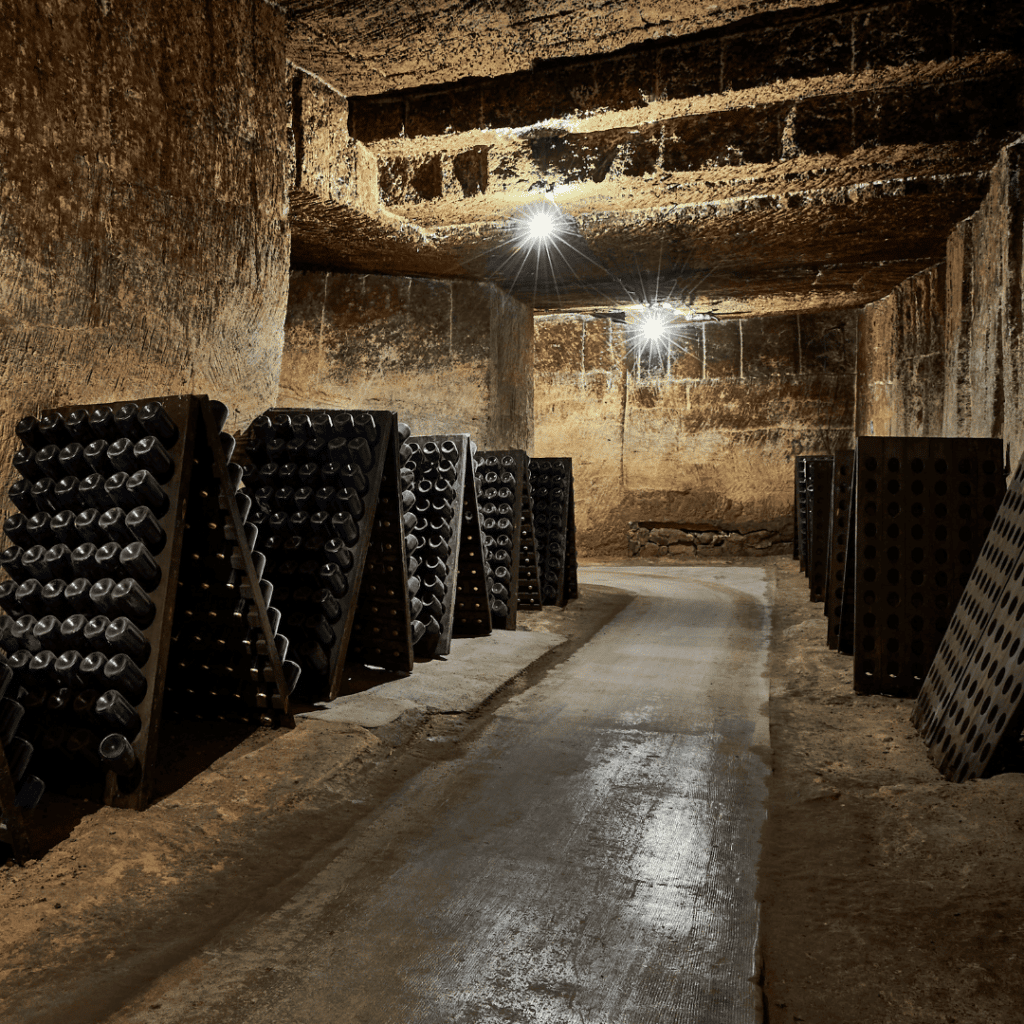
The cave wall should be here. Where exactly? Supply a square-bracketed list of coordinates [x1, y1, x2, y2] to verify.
[281, 272, 533, 451]
[0, 0, 290, 471]
[856, 140, 1024, 466]
[534, 311, 857, 555]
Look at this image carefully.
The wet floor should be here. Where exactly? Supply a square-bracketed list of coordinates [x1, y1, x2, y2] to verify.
[107, 565, 772, 1024]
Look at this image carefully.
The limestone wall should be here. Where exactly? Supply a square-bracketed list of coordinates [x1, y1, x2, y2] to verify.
[0, 0, 290, 464]
[281, 272, 533, 451]
[856, 140, 1024, 466]
[534, 311, 856, 555]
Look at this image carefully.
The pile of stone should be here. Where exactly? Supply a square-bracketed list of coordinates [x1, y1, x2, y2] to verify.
[627, 517, 793, 558]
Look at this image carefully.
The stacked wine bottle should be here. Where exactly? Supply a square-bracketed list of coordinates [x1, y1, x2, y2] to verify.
[240, 408, 413, 698]
[529, 457, 577, 606]
[474, 451, 528, 628]
[405, 435, 474, 656]
[164, 405, 300, 724]
[0, 396, 286, 849]
[516, 466, 543, 611]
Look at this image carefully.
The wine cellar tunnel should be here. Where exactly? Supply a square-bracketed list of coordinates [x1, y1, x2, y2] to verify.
[2, 2, 1024, 1023]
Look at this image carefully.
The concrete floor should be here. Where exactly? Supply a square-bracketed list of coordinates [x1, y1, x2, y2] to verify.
[106, 565, 772, 1024]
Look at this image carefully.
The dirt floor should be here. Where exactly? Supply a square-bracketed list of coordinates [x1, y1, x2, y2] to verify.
[762, 555, 1024, 1024]
[2, 555, 1023, 1023]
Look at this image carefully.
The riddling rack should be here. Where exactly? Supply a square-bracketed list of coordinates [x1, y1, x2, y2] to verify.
[238, 408, 413, 702]
[912, 449, 1024, 782]
[794, 455, 830, 580]
[824, 450, 855, 650]
[807, 457, 834, 603]
[405, 434, 473, 657]
[474, 450, 527, 628]
[0, 395, 287, 863]
[516, 466, 543, 611]
[452, 446, 493, 639]
[530, 457, 576, 607]
[852, 437, 1005, 698]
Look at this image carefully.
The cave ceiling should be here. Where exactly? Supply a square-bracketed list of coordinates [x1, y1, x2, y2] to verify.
[283, 0, 1024, 317]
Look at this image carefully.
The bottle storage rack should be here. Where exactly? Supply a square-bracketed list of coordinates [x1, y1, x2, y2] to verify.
[563, 470, 579, 602]
[807, 457, 834, 603]
[516, 468, 543, 612]
[474, 450, 527, 629]
[794, 455, 830, 579]
[852, 437, 1005, 698]
[238, 408, 413, 702]
[529, 457, 576, 607]
[452, 447, 493, 640]
[825, 450, 855, 651]
[0, 396, 288, 859]
[912, 450, 1024, 781]
[405, 434, 473, 657]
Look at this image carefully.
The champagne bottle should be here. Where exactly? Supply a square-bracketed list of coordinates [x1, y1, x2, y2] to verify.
[106, 437, 138, 475]
[95, 541, 123, 577]
[410, 620, 426, 644]
[409, 596, 424, 619]
[119, 541, 161, 590]
[113, 403, 146, 442]
[336, 463, 368, 496]
[309, 588, 342, 624]
[208, 400, 229, 433]
[126, 469, 169, 516]
[3, 514, 32, 547]
[135, 401, 179, 447]
[124, 506, 166, 553]
[0, 696, 25, 745]
[39, 412, 73, 447]
[15, 415, 46, 451]
[46, 687, 73, 713]
[30, 477, 60, 514]
[110, 578, 155, 626]
[43, 543, 74, 580]
[20, 544, 51, 582]
[310, 411, 334, 436]
[0, 614, 19, 654]
[31, 614, 63, 651]
[407, 575, 421, 597]
[64, 577, 94, 614]
[277, 462, 299, 487]
[58, 614, 90, 653]
[98, 732, 137, 775]
[28, 649, 59, 693]
[0, 582, 23, 619]
[8, 479, 35, 514]
[335, 487, 364, 519]
[103, 472, 133, 509]
[318, 563, 348, 598]
[52, 476, 82, 513]
[4, 735, 32, 784]
[77, 652, 108, 691]
[105, 617, 150, 664]
[82, 439, 112, 475]
[88, 578, 117, 615]
[94, 689, 142, 738]
[14, 579, 46, 618]
[65, 408, 95, 443]
[54, 649, 85, 690]
[353, 413, 377, 444]
[103, 653, 148, 701]
[83, 615, 112, 651]
[49, 510, 79, 547]
[13, 448, 43, 482]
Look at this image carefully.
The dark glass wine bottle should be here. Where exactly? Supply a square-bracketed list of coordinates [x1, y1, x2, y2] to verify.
[58, 614, 90, 652]
[109, 578, 155, 626]
[126, 469, 168, 516]
[77, 652, 108, 691]
[119, 542, 161, 591]
[124, 506, 166, 553]
[103, 653, 147, 701]
[15, 415, 46, 450]
[94, 689, 142, 738]
[98, 732, 137, 775]
[7, 479, 35, 515]
[14, 579, 46, 618]
[39, 412, 72, 447]
[410, 620, 426, 644]
[30, 477, 60, 514]
[113, 403, 146, 442]
[31, 614, 63, 651]
[138, 401, 179, 448]
[13, 448, 42, 482]
[0, 582, 23, 619]
[65, 408, 95, 443]
[106, 437, 138, 474]
[54, 650, 85, 690]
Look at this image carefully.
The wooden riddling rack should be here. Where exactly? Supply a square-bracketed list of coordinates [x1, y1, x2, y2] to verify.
[793, 454, 831, 582]
[912, 449, 1024, 781]
[474, 450, 528, 629]
[0, 395, 287, 863]
[807, 457, 834, 603]
[516, 464, 543, 612]
[451, 443, 492, 640]
[851, 436, 1005, 698]
[824, 449, 855, 651]
[529, 457, 577, 607]
[404, 434, 476, 657]
[237, 408, 413, 703]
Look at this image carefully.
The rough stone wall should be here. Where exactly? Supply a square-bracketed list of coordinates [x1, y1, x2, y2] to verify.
[534, 312, 856, 555]
[281, 272, 533, 450]
[856, 140, 1024, 466]
[855, 264, 946, 438]
[0, 0, 289, 464]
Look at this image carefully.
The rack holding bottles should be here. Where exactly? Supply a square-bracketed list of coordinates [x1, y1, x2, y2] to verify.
[807, 457, 834, 603]
[0, 396, 290, 837]
[530, 457, 576, 607]
[825, 450, 855, 651]
[516, 467, 543, 612]
[405, 434, 473, 657]
[474, 450, 528, 629]
[452, 445, 493, 640]
[563, 470, 579, 601]
[238, 408, 413, 701]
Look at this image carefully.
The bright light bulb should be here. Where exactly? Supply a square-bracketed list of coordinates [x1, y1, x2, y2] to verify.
[640, 314, 669, 344]
[527, 209, 556, 242]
